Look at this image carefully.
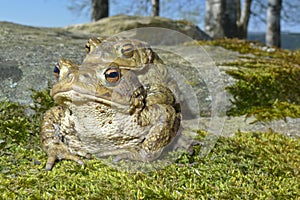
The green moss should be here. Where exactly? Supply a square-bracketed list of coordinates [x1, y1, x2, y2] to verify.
[0, 87, 54, 156]
[29, 86, 56, 120]
[0, 100, 36, 146]
[0, 122, 299, 199]
[197, 38, 300, 61]
[197, 38, 300, 122]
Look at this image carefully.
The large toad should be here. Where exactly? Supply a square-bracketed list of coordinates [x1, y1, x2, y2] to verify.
[41, 37, 181, 170]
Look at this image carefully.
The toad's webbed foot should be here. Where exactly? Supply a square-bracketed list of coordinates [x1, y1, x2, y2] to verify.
[43, 141, 84, 171]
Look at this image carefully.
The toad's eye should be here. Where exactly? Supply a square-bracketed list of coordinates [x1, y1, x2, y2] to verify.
[104, 67, 120, 83]
[121, 43, 134, 58]
[53, 63, 60, 78]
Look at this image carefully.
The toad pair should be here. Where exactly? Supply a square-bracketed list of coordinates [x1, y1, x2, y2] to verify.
[41, 37, 182, 170]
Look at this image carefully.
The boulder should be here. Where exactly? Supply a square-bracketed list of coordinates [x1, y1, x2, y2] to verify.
[65, 15, 211, 45]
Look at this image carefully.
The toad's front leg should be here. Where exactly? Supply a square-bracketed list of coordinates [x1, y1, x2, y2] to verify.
[137, 84, 181, 160]
[41, 106, 84, 170]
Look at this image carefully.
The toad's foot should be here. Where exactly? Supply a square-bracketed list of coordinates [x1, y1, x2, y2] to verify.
[44, 143, 84, 171]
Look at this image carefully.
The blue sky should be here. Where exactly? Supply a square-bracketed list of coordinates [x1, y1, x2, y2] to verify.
[0, 0, 299, 33]
[0, 0, 86, 27]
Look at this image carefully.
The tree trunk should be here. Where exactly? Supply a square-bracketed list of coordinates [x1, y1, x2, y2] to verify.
[151, 0, 159, 16]
[223, 0, 238, 38]
[266, 0, 282, 47]
[91, 0, 109, 22]
[237, 0, 252, 39]
[205, 0, 239, 39]
[205, 0, 224, 38]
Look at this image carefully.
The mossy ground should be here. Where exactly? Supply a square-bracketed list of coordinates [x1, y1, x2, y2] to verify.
[1, 39, 300, 199]
[198, 38, 300, 122]
[1, 96, 299, 199]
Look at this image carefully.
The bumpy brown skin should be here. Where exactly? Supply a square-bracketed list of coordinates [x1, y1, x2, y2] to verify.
[41, 37, 181, 170]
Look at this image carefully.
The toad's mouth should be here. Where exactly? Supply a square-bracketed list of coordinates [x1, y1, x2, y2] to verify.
[51, 86, 131, 113]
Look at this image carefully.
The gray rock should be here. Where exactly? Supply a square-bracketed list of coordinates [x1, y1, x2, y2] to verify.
[65, 15, 211, 45]
[0, 21, 92, 104]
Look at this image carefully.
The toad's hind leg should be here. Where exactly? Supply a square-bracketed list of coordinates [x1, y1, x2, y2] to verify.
[41, 106, 84, 170]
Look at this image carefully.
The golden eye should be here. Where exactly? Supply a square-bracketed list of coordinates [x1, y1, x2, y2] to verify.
[120, 43, 134, 58]
[104, 67, 120, 83]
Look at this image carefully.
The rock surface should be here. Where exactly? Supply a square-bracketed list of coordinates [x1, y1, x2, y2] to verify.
[0, 22, 93, 104]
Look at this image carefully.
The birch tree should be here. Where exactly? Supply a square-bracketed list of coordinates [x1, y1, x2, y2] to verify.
[205, 0, 251, 39]
[237, 0, 252, 38]
[266, 0, 282, 47]
[151, 0, 160, 16]
[205, 0, 224, 38]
